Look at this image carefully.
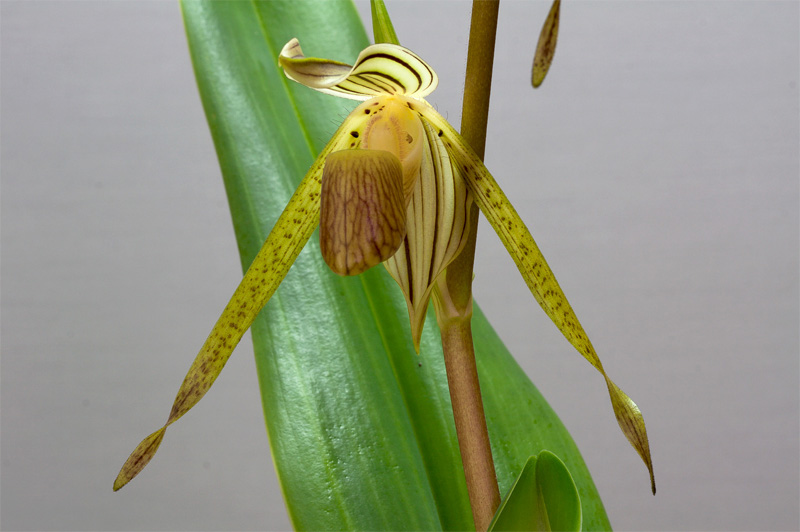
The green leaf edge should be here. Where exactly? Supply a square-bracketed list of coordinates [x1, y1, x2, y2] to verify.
[488, 451, 581, 532]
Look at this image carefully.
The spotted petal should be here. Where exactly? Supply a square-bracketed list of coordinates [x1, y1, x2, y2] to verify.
[279, 38, 438, 100]
[113, 118, 355, 491]
[418, 102, 656, 494]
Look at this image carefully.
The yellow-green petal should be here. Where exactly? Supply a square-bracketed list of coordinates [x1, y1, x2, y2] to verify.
[113, 127, 351, 491]
[279, 38, 437, 100]
[418, 103, 656, 494]
[532, 0, 561, 88]
[113, 428, 165, 492]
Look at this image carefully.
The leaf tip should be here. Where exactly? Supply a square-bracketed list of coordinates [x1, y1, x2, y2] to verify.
[370, 0, 400, 45]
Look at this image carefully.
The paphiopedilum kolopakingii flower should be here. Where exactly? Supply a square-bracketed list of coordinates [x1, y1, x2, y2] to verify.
[114, 39, 655, 494]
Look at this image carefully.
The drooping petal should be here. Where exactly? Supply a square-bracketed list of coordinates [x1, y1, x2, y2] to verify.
[532, 0, 561, 88]
[113, 428, 166, 492]
[320, 149, 406, 276]
[418, 102, 656, 494]
[383, 114, 473, 351]
[279, 38, 437, 100]
[114, 121, 354, 492]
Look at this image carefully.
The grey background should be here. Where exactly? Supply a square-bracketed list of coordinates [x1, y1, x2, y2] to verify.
[1, 1, 798, 530]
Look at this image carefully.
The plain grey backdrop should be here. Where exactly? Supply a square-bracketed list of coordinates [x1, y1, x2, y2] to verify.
[2, 0, 798, 530]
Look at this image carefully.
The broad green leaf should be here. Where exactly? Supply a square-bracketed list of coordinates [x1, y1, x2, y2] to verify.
[489, 451, 581, 532]
[179, 1, 612, 530]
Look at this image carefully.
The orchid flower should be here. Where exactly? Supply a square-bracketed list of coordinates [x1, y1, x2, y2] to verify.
[114, 38, 654, 495]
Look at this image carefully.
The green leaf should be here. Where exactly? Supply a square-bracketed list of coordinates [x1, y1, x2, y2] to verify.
[179, 1, 612, 530]
[535, 451, 582, 531]
[489, 452, 581, 532]
[371, 0, 400, 45]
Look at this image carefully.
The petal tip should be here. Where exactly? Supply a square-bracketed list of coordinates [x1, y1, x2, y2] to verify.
[113, 427, 167, 492]
[648, 460, 656, 495]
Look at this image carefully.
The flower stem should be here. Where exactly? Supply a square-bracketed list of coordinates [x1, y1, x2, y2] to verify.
[433, 1, 501, 531]
[434, 294, 500, 532]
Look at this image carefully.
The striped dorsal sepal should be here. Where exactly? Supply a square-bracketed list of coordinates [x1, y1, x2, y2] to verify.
[279, 38, 438, 101]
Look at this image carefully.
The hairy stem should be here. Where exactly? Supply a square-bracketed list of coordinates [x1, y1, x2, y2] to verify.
[437, 307, 498, 532]
[434, 1, 501, 531]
